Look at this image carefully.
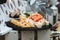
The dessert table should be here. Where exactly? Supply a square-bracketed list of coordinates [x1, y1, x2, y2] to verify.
[6, 22, 52, 40]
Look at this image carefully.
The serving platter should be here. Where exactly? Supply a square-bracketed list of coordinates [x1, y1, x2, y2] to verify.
[5, 21, 52, 31]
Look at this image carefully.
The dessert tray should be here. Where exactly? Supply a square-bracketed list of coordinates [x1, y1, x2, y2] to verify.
[5, 12, 52, 31]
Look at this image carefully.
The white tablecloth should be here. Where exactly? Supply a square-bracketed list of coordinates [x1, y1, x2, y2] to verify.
[0, 26, 12, 36]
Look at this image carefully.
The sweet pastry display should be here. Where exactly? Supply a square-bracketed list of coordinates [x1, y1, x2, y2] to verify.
[10, 19, 22, 27]
[9, 12, 49, 28]
[28, 13, 49, 28]
[19, 16, 32, 28]
[29, 13, 43, 22]
[10, 16, 34, 28]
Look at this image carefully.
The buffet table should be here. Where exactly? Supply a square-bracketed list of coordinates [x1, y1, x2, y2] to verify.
[6, 22, 52, 40]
